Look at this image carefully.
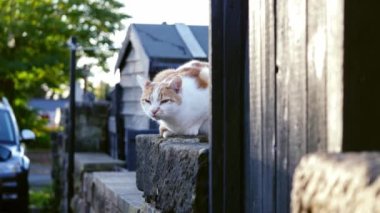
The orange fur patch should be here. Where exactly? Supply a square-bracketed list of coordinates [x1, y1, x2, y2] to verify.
[159, 84, 182, 104]
[180, 67, 208, 89]
[141, 84, 154, 101]
[153, 69, 177, 82]
[152, 62, 209, 89]
[141, 61, 209, 104]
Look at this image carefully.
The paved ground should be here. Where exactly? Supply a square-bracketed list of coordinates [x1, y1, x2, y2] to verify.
[26, 150, 52, 189]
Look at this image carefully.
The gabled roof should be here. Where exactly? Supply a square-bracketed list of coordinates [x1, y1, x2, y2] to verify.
[115, 23, 209, 71]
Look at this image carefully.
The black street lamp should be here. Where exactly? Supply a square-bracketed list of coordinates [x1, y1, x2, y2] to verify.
[65, 37, 118, 212]
[67, 36, 77, 213]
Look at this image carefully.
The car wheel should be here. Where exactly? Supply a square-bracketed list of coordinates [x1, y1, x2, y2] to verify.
[18, 171, 29, 213]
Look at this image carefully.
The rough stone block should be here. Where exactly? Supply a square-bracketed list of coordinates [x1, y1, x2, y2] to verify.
[291, 152, 380, 213]
[74, 153, 125, 175]
[84, 171, 144, 213]
[74, 153, 125, 195]
[136, 135, 209, 213]
[141, 203, 162, 213]
[71, 194, 87, 213]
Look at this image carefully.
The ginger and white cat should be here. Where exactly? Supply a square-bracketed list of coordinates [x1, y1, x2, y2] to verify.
[137, 60, 210, 138]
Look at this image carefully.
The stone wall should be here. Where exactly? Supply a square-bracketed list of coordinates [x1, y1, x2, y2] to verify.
[136, 135, 209, 213]
[291, 152, 380, 213]
[70, 154, 135, 213]
[54, 99, 210, 212]
[52, 102, 110, 212]
[56, 135, 210, 213]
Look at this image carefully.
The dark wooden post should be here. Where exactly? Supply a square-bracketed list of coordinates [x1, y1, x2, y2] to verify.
[342, 0, 380, 151]
[209, 0, 248, 212]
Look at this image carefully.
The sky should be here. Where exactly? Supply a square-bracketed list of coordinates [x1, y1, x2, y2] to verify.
[87, 0, 210, 87]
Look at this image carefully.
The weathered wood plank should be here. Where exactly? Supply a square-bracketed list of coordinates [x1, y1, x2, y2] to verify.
[306, 0, 327, 152]
[276, 0, 307, 212]
[275, 0, 290, 211]
[325, 0, 343, 152]
[249, 1, 264, 210]
[248, 0, 276, 212]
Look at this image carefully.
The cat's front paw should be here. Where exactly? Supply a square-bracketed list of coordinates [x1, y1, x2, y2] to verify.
[159, 125, 174, 138]
[162, 131, 175, 138]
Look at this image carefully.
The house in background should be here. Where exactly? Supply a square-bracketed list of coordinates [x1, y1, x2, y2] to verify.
[28, 99, 68, 128]
[114, 23, 208, 131]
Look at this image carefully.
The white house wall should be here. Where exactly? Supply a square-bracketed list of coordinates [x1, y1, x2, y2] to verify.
[124, 114, 150, 130]
[119, 26, 151, 130]
[120, 72, 141, 88]
[122, 88, 142, 102]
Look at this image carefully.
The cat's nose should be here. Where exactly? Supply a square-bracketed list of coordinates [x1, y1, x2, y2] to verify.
[151, 108, 160, 116]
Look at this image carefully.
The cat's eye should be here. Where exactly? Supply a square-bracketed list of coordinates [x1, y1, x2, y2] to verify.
[143, 99, 151, 104]
[160, 99, 170, 104]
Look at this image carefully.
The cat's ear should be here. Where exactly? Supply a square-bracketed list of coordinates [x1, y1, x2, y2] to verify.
[136, 75, 151, 89]
[169, 76, 182, 93]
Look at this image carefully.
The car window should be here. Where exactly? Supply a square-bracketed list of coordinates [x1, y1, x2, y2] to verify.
[0, 110, 16, 144]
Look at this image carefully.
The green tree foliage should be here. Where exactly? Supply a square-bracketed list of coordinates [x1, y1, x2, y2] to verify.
[0, 0, 129, 130]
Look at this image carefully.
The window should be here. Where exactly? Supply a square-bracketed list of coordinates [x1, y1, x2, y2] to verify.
[0, 110, 16, 144]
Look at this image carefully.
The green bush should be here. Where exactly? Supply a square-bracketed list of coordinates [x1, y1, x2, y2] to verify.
[27, 128, 53, 150]
[29, 186, 58, 213]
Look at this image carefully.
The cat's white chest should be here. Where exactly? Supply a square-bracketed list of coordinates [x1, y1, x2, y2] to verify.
[162, 77, 209, 135]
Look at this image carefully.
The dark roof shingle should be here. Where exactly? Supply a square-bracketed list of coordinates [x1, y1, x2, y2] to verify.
[115, 23, 208, 70]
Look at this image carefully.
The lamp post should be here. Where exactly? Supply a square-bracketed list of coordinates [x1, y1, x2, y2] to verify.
[65, 38, 118, 212]
[67, 36, 77, 213]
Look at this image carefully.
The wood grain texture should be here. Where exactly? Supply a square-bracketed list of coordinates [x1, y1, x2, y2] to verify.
[212, 0, 346, 211]
[325, 0, 343, 152]
[248, 0, 276, 212]
[276, 0, 307, 211]
[306, 0, 327, 152]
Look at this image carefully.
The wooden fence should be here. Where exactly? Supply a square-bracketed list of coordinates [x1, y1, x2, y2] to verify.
[210, 0, 379, 212]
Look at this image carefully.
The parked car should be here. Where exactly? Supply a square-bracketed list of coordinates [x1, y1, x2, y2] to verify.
[0, 97, 35, 213]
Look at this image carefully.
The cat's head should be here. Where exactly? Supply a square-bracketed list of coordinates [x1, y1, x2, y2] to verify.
[137, 75, 182, 121]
